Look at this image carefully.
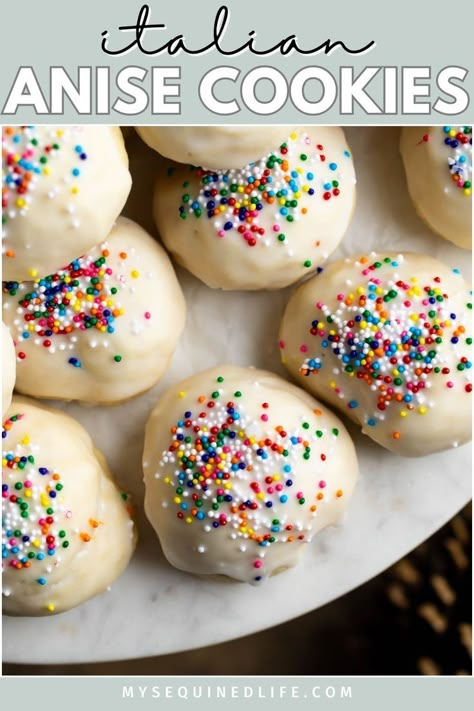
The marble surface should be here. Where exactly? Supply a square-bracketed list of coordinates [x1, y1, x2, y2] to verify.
[3, 127, 472, 664]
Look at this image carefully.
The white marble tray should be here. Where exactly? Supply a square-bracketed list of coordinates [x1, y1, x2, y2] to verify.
[3, 127, 472, 664]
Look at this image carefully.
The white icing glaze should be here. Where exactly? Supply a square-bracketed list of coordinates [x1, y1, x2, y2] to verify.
[2, 322, 16, 415]
[2, 126, 132, 280]
[2, 217, 186, 404]
[153, 127, 356, 290]
[280, 252, 472, 456]
[400, 126, 472, 249]
[2, 397, 137, 616]
[143, 365, 358, 585]
[136, 126, 297, 170]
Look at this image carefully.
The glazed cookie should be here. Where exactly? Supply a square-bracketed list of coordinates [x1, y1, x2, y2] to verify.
[2, 125, 132, 281]
[2, 217, 186, 404]
[400, 126, 472, 249]
[280, 252, 472, 457]
[153, 127, 356, 290]
[2, 322, 16, 415]
[136, 126, 296, 170]
[143, 365, 358, 584]
[2, 397, 136, 616]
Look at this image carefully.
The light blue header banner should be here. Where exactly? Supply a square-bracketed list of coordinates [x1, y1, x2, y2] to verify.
[0, 0, 472, 122]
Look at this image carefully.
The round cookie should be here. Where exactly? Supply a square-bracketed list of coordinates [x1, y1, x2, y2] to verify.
[143, 365, 358, 585]
[136, 126, 296, 170]
[400, 126, 472, 249]
[280, 252, 472, 457]
[2, 217, 186, 404]
[2, 125, 132, 281]
[2, 322, 16, 415]
[2, 397, 136, 616]
[153, 127, 356, 290]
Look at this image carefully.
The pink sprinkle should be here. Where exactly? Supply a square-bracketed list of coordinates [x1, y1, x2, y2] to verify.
[217, 230, 225, 238]
[337, 294, 344, 301]
[319, 480, 326, 489]
[24, 480, 32, 488]
[253, 560, 263, 569]
[300, 345, 308, 353]
[278, 340, 285, 349]
[362, 269, 369, 276]
[316, 301, 324, 309]
[261, 414, 268, 422]
[404, 301, 411, 307]
[144, 311, 151, 320]
[447, 381, 454, 388]
[273, 224, 280, 232]
[275, 484, 283, 491]
[267, 487, 274, 494]
[9, 538, 16, 546]
[297, 491, 303, 498]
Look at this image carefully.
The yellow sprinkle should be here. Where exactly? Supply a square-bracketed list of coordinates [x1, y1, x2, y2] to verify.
[47, 603, 55, 612]
[71, 186, 78, 194]
[257, 492, 265, 500]
[418, 406, 427, 415]
[33, 539, 40, 548]
[28, 268, 38, 278]
[43, 167, 50, 176]
[185, 517, 192, 524]
[290, 132, 297, 140]
[179, 391, 186, 398]
[330, 380, 337, 389]
[21, 435, 30, 445]
[16, 198, 25, 208]
[164, 477, 170, 484]
[25, 490, 32, 498]
[400, 411, 407, 418]
[464, 188, 471, 196]
[56, 129, 64, 137]
[173, 496, 181, 504]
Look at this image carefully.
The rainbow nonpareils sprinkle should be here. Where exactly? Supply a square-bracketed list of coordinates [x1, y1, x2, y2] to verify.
[2, 414, 71, 586]
[294, 256, 472, 439]
[156, 374, 345, 582]
[175, 131, 351, 248]
[3, 246, 125, 367]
